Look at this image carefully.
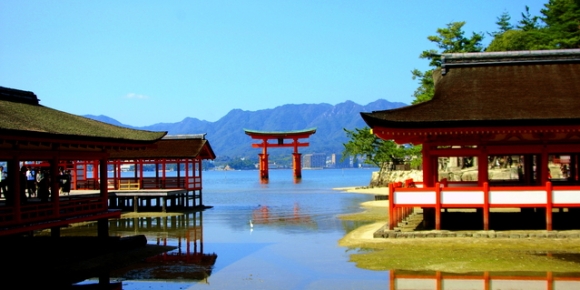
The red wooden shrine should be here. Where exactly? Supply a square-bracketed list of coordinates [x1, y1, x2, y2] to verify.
[362, 49, 580, 231]
[73, 135, 216, 211]
[0, 86, 166, 237]
[244, 128, 316, 180]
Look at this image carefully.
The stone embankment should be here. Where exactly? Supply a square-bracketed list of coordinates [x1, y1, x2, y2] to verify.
[374, 211, 580, 239]
[370, 169, 423, 187]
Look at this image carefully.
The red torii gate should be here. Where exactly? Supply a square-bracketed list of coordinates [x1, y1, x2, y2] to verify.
[244, 128, 316, 180]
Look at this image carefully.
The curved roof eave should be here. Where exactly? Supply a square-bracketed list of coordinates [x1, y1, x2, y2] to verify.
[243, 128, 317, 137]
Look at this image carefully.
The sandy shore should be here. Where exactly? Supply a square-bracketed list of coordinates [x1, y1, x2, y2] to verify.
[333, 186, 389, 195]
[334, 186, 390, 246]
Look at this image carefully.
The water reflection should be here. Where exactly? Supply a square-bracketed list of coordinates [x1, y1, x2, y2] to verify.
[71, 211, 217, 284]
[251, 203, 313, 227]
[111, 212, 216, 282]
[390, 270, 580, 290]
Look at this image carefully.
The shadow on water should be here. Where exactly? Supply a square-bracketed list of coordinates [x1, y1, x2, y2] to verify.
[535, 252, 580, 264]
[65, 210, 219, 285]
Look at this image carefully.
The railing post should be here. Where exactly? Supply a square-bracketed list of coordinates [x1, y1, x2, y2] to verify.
[388, 183, 395, 230]
[546, 181, 553, 231]
[483, 182, 489, 230]
[435, 182, 441, 230]
[547, 271, 553, 290]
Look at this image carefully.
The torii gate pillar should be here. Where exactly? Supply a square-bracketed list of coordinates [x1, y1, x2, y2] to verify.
[292, 153, 302, 178]
[244, 128, 316, 180]
[259, 153, 269, 179]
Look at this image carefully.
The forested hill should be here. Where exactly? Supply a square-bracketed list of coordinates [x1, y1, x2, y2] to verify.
[85, 99, 406, 160]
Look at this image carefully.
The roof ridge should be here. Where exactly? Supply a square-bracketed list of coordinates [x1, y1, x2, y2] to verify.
[0, 86, 39, 105]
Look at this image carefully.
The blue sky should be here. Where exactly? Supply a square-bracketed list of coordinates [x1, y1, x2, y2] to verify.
[1, 1, 546, 126]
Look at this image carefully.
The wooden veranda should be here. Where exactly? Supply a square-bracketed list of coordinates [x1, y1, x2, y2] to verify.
[0, 86, 167, 237]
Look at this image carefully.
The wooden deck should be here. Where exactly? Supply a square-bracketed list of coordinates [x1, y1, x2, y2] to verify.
[109, 189, 191, 212]
[0, 188, 203, 236]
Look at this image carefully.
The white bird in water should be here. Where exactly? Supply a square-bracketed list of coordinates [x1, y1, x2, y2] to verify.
[249, 220, 253, 228]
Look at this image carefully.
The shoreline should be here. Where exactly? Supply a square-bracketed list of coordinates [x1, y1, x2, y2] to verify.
[334, 186, 390, 246]
[336, 186, 580, 273]
[333, 186, 389, 195]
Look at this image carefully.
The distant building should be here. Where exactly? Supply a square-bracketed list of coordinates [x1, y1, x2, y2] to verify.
[331, 154, 351, 168]
[303, 153, 326, 169]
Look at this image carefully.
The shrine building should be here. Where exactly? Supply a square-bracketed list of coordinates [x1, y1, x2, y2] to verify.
[0, 86, 168, 237]
[0, 86, 220, 286]
[100, 134, 215, 212]
[361, 49, 580, 231]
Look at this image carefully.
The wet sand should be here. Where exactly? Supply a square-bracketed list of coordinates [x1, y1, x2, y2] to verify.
[335, 186, 580, 273]
[334, 186, 389, 246]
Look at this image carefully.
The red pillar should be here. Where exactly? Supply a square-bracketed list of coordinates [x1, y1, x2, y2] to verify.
[388, 183, 395, 230]
[293, 153, 302, 179]
[51, 157, 60, 216]
[483, 182, 489, 230]
[546, 181, 553, 231]
[257, 138, 270, 179]
[435, 182, 441, 230]
[259, 153, 269, 179]
[100, 158, 109, 209]
[478, 146, 489, 186]
[422, 143, 434, 187]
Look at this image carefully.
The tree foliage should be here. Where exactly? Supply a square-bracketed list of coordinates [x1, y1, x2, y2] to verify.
[411, 69, 434, 105]
[487, 0, 580, 51]
[413, 1, 580, 104]
[342, 127, 421, 184]
[541, 0, 580, 48]
[347, 0, 580, 182]
[411, 22, 484, 104]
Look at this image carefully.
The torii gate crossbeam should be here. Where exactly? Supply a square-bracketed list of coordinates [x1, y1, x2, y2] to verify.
[244, 128, 317, 180]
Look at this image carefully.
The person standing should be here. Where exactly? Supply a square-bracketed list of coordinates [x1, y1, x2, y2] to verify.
[0, 166, 6, 198]
[36, 169, 50, 202]
[60, 170, 71, 196]
[26, 166, 36, 198]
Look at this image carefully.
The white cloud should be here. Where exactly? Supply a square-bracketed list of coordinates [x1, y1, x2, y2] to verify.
[124, 93, 149, 99]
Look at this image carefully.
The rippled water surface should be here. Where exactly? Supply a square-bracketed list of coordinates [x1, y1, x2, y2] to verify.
[72, 169, 580, 290]
[80, 169, 389, 289]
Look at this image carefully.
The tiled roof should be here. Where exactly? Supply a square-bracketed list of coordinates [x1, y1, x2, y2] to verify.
[361, 49, 580, 129]
[244, 128, 317, 137]
[0, 86, 166, 143]
[109, 137, 216, 160]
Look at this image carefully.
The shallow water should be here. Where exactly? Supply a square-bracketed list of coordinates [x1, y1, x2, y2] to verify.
[77, 169, 389, 289]
[73, 169, 578, 289]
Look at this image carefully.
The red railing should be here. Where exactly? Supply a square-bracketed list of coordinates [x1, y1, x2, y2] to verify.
[0, 196, 106, 229]
[390, 179, 580, 231]
[388, 180, 417, 230]
[390, 270, 580, 290]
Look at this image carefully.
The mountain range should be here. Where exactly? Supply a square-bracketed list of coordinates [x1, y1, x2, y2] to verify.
[85, 99, 406, 161]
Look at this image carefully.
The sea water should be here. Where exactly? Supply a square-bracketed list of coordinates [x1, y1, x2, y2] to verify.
[84, 168, 390, 289]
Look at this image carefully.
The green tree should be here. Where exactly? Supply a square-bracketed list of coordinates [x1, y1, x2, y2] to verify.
[411, 22, 484, 104]
[518, 5, 542, 31]
[496, 11, 514, 34]
[487, 5, 549, 51]
[488, 11, 514, 38]
[541, 0, 580, 48]
[411, 69, 434, 105]
[342, 127, 421, 186]
[488, 1, 580, 51]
